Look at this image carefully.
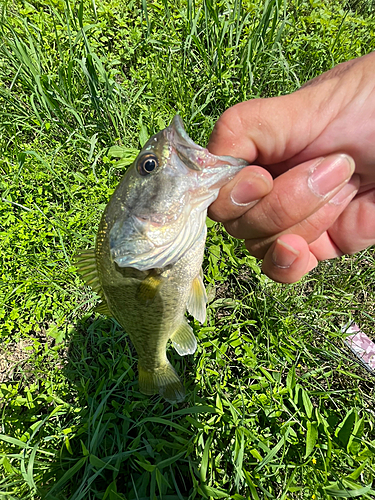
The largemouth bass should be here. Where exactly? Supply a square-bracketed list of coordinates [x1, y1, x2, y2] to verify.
[77, 116, 247, 403]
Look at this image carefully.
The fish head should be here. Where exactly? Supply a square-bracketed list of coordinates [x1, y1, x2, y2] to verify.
[107, 115, 248, 270]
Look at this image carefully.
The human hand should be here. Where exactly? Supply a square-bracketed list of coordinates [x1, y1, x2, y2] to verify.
[208, 52, 375, 283]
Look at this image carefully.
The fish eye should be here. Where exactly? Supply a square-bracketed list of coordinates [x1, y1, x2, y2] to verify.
[137, 154, 159, 176]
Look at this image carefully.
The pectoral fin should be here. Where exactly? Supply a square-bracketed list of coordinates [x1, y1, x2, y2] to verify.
[136, 271, 164, 304]
[187, 270, 207, 323]
[170, 320, 197, 356]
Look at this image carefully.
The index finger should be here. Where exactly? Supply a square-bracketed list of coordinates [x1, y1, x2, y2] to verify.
[208, 165, 273, 222]
[223, 154, 355, 240]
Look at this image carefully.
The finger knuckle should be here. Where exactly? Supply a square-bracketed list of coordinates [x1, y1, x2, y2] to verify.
[265, 191, 300, 232]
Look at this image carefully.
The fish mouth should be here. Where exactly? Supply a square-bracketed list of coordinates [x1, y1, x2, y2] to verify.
[168, 115, 248, 179]
[169, 115, 199, 151]
[168, 116, 207, 172]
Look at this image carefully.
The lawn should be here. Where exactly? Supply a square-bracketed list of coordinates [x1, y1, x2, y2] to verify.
[0, 0, 375, 498]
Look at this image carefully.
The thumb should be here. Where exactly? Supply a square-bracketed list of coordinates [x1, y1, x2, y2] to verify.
[207, 68, 356, 170]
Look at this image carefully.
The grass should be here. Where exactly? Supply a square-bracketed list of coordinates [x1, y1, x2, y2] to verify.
[1, 0, 375, 498]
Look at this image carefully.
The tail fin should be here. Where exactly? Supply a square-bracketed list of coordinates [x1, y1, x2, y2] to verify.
[138, 361, 185, 403]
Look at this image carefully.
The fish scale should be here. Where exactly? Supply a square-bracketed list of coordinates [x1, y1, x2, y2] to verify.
[76, 115, 247, 403]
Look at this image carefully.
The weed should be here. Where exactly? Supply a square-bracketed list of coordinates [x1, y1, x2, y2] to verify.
[1, 0, 375, 498]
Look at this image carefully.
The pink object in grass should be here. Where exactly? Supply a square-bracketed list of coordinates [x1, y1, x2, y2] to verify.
[343, 322, 375, 372]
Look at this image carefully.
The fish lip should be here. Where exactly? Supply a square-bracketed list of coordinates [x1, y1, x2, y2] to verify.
[168, 115, 205, 172]
[169, 115, 199, 150]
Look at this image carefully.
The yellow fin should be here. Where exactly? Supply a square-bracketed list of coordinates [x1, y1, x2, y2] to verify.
[170, 320, 197, 356]
[75, 249, 102, 296]
[187, 270, 207, 324]
[138, 362, 185, 403]
[136, 272, 163, 304]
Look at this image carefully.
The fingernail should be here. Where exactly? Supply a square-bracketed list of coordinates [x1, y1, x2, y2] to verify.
[230, 176, 270, 206]
[329, 176, 359, 205]
[308, 154, 355, 197]
[272, 239, 300, 269]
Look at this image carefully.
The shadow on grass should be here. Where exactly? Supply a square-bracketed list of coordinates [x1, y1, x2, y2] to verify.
[37, 313, 204, 500]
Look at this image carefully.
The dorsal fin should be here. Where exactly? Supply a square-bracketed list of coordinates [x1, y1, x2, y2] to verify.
[75, 249, 102, 296]
[75, 249, 112, 316]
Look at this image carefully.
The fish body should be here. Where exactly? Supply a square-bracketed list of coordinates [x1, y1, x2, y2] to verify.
[77, 116, 247, 402]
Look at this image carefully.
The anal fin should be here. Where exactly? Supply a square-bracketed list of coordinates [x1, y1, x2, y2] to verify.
[187, 270, 207, 324]
[138, 362, 185, 403]
[170, 320, 197, 356]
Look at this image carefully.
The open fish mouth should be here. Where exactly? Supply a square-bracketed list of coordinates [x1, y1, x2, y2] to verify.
[168, 116, 208, 172]
[169, 116, 200, 151]
[169, 115, 248, 180]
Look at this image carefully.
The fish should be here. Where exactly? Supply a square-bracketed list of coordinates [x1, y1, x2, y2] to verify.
[76, 115, 247, 403]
